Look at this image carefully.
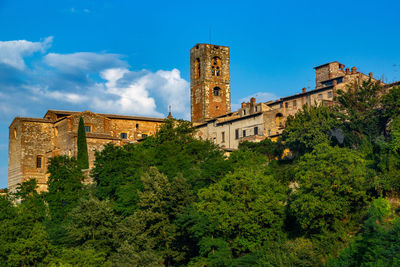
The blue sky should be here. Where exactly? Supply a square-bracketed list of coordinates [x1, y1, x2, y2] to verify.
[0, 0, 399, 188]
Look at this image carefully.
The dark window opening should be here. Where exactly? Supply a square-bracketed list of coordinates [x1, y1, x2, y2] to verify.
[293, 100, 297, 107]
[84, 126, 91, 133]
[222, 132, 225, 143]
[211, 56, 222, 76]
[280, 103, 283, 108]
[194, 58, 200, 78]
[243, 130, 246, 137]
[285, 102, 288, 108]
[213, 87, 221, 96]
[142, 134, 148, 138]
[36, 156, 42, 169]
[254, 127, 258, 135]
[120, 132, 127, 139]
[136, 124, 139, 129]
[235, 129, 239, 139]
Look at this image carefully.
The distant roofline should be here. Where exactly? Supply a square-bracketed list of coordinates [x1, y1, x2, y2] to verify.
[192, 43, 229, 49]
[45, 110, 165, 122]
[314, 61, 340, 69]
[9, 117, 53, 127]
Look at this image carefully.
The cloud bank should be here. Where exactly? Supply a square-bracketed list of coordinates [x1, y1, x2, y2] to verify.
[0, 37, 190, 120]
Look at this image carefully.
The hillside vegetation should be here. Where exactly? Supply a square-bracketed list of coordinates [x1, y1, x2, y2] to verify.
[1, 80, 400, 266]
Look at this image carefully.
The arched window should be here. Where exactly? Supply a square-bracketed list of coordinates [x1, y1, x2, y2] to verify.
[211, 57, 222, 76]
[213, 87, 221, 96]
[194, 58, 200, 78]
[275, 113, 284, 128]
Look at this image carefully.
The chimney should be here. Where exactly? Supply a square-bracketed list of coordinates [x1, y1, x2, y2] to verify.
[369, 72, 373, 78]
[302, 87, 306, 93]
[250, 97, 256, 114]
[345, 68, 350, 75]
[351, 66, 357, 74]
[241, 102, 246, 109]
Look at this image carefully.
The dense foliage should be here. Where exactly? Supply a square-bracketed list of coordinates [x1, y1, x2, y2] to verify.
[1, 81, 400, 266]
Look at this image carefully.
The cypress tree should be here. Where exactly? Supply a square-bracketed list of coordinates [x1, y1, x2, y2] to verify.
[77, 117, 89, 169]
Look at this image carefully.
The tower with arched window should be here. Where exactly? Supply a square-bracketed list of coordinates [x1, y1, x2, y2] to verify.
[190, 44, 231, 123]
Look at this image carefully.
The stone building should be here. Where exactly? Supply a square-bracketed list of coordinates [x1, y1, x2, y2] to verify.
[8, 110, 164, 192]
[192, 44, 389, 150]
[190, 44, 231, 123]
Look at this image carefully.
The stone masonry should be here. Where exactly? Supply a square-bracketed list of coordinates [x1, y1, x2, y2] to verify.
[8, 110, 164, 192]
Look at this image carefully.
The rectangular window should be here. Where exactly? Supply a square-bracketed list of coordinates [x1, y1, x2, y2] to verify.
[142, 134, 148, 138]
[84, 126, 91, 133]
[243, 109, 246, 116]
[293, 100, 297, 107]
[36, 156, 42, 169]
[222, 132, 225, 143]
[120, 132, 127, 139]
[235, 129, 239, 139]
[318, 94, 323, 100]
[254, 127, 258, 135]
[285, 102, 288, 108]
[243, 130, 246, 137]
[280, 103, 283, 108]
[328, 91, 333, 98]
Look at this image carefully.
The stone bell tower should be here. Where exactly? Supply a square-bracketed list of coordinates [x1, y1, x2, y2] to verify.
[190, 44, 231, 123]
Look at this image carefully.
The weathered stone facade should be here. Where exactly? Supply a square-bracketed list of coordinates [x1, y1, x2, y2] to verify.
[8, 110, 164, 192]
[190, 44, 231, 123]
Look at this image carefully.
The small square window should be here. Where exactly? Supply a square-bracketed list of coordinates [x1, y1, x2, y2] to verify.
[120, 132, 127, 139]
[84, 126, 91, 133]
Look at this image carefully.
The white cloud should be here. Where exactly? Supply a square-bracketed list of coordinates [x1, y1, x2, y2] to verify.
[44, 52, 128, 73]
[0, 37, 52, 70]
[92, 67, 190, 117]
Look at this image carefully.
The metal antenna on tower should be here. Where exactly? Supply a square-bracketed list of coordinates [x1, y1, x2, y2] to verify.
[167, 105, 172, 119]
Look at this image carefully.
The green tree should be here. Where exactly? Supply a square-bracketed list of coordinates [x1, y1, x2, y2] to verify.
[239, 137, 284, 161]
[327, 198, 400, 267]
[192, 167, 287, 263]
[282, 104, 341, 156]
[46, 156, 84, 223]
[92, 119, 230, 216]
[77, 116, 89, 169]
[123, 167, 193, 265]
[288, 144, 370, 236]
[381, 85, 400, 120]
[336, 79, 385, 146]
[65, 197, 119, 255]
